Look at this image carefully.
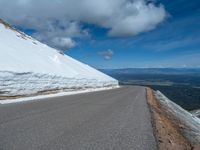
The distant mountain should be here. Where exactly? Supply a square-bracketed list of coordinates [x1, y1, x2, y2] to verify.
[0, 19, 118, 97]
[100, 68, 200, 75]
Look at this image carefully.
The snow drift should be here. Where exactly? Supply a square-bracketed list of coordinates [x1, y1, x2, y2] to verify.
[191, 109, 200, 119]
[155, 91, 200, 145]
[0, 19, 118, 97]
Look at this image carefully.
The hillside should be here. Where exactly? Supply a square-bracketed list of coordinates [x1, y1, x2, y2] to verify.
[147, 88, 200, 150]
[0, 19, 118, 98]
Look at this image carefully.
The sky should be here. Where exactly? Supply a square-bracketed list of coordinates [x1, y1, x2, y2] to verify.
[0, 0, 200, 69]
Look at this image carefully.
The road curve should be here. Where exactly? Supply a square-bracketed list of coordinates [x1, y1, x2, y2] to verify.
[0, 86, 157, 150]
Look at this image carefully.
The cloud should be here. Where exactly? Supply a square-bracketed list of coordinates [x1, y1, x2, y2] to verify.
[32, 21, 87, 50]
[99, 49, 114, 60]
[141, 36, 200, 52]
[107, 1, 167, 37]
[0, 0, 167, 49]
[51, 37, 76, 50]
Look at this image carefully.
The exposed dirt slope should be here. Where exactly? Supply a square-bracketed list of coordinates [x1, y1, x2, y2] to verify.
[147, 88, 193, 150]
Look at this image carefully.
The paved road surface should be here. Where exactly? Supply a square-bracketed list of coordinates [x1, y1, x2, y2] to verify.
[0, 86, 157, 150]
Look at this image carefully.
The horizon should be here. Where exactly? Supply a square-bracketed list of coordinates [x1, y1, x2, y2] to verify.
[98, 67, 200, 70]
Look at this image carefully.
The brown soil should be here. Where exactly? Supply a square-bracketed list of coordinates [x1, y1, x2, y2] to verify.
[0, 88, 66, 100]
[146, 87, 193, 150]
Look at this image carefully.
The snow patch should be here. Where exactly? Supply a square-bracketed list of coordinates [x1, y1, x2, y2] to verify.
[0, 21, 118, 97]
[0, 86, 120, 104]
[191, 109, 200, 119]
[0, 71, 117, 97]
[155, 91, 200, 144]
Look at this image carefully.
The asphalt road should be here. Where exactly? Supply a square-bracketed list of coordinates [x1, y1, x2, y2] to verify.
[0, 86, 157, 150]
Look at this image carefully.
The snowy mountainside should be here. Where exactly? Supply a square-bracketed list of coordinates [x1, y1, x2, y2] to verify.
[0, 20, 118, 97]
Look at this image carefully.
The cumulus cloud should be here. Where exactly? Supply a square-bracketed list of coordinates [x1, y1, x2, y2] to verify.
[107, 1, 167, 37]
[0, 0, 167, 49]
[51, 37, 76, 50]
[32, 21, 87, 50]
[99, 49, 114, 60]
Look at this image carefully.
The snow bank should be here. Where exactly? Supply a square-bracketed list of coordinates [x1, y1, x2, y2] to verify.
[0, 86, 119, 104]
[0, 20, 118, 98]
[191, 109, 200, 119]
[0, 71, 118, 97]
[155, 91, 200, 145]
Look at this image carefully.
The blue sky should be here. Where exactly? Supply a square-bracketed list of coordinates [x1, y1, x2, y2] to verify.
[1, 0, 200, 69]
[67, 0, 200, 68]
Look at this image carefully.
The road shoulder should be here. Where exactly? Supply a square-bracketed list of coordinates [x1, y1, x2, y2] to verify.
[146, 87, 192, 150]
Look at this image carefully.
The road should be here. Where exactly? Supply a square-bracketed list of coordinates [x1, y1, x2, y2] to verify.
[0, 86, 157, 150]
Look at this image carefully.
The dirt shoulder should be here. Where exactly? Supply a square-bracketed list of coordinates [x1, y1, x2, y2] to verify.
[146, 87, 193, 150]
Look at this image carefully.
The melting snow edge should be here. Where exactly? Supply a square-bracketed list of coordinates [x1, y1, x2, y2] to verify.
[0, 86, 120, 104]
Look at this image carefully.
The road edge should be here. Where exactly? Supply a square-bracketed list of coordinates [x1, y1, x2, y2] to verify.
[146, 87, 193, 150]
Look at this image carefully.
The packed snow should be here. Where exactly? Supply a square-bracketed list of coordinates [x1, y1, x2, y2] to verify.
[155, 91, 200, 145]
[191, 109, 200, 119]
[0, 20, 118, 98]
[0, 86, 119, 104]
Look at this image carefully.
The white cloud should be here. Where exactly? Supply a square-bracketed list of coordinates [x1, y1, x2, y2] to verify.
[51, 37, 76, 50]
[32, 21, 86, 50]
[107, 1, 167, 37]
[99, 49, 114, 60]
[0, 0, 167, 49]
